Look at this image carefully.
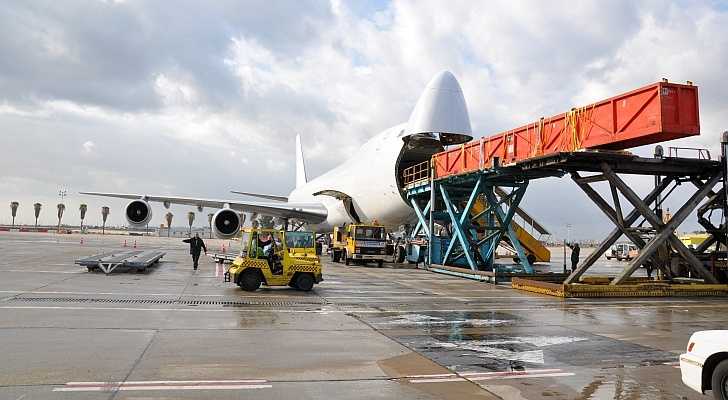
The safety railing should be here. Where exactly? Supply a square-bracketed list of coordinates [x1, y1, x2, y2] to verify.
[667, 146, 711, 160]
[402, 160, 430, 187]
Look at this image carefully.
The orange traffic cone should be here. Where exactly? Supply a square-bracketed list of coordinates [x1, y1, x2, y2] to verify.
[133, 240, 137, 249]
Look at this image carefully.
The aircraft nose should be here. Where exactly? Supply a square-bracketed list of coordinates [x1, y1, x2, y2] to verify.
[407, 70, 473, 145]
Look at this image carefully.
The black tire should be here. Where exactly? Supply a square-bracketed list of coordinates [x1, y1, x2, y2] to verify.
[606, 256, 611, 260]
[239, 269, 262, 292]
[527, 254, 536, 265]
[296, 273, 315, 291]
[395, 246, 405, 263]
[377, 260, 384, 268]
[712, 359, 728, 400]
[344, 250, 350, 265]
[333, 250, 340, 263]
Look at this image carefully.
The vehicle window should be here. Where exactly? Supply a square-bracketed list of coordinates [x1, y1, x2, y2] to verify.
[355, 227, 384, 239]
[286, 231, 314, 248]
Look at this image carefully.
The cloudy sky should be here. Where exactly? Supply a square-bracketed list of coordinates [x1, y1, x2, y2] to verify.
[1, 0, 728, 239]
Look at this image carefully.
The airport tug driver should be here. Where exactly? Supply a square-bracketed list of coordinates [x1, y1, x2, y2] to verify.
[183, 233, 207, 270]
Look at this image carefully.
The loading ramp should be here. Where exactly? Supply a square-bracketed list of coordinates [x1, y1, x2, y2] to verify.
[401, 80, 728, 294]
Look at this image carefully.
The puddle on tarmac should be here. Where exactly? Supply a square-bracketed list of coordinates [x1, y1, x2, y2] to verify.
[576, 374, 671, 400]
[367, 311, 520, 331]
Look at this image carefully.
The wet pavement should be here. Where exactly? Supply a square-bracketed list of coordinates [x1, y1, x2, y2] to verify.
[0, 232, 725, 399]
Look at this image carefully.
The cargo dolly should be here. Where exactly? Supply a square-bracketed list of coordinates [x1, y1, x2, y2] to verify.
[76, 250, 165, 274]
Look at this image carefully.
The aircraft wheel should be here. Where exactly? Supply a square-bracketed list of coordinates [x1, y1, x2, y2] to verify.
[239, 270, 261, 292]
[296, 273, 314, 291]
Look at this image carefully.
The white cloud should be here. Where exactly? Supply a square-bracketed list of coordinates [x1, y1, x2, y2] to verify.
[82, 140, 95, 154]
[2, 0, 728, 238]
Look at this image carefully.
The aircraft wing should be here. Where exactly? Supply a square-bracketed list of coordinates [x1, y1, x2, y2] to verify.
[79, 192, 328, 222]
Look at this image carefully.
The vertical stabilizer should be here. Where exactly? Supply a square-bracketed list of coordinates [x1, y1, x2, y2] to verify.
[295, 134, 308, 189]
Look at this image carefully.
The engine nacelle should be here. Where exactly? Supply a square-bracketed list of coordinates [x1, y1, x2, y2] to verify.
[213, 208, 241, 239]
[125, 200, 153, 228]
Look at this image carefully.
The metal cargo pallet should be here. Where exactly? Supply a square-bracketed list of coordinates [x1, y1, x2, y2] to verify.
[75, 250, 165, 274]
[209, 252, 241, 264]
[511, 276, 728, 298]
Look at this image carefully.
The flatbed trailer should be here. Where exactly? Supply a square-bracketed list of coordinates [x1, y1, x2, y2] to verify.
[76, 250, 165, 274]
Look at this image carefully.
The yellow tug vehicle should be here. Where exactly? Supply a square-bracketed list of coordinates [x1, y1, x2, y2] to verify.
[225, 228, 322, 292]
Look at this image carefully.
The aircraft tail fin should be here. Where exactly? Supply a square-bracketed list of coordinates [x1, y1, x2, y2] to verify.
[295, 134, 308, 189]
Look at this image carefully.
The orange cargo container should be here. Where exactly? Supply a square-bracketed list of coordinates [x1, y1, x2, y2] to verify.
[433, 81, 700, 179]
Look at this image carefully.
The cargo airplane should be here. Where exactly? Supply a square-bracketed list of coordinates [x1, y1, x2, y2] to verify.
[81, 71, 473, 238]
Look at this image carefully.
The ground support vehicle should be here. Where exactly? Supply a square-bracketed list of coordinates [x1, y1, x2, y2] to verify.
[225, 228, 322, 291]
[606, 243, 638, 261]
[330, 223, 387, 267]
[680, 330, 728, 399]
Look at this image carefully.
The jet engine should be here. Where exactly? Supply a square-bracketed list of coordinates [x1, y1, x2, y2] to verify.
[125, 200, 153, 228]
[212, 208, 242, 239]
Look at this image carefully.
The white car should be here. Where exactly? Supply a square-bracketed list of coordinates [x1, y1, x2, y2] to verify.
[680, 330, 728, 399]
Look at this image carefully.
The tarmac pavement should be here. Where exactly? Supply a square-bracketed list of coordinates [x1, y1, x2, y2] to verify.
[0, 232, 725, 399]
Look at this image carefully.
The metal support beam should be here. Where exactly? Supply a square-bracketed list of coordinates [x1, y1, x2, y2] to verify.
[427, 172, 436, 267]
[410, 198, 431, 237]
[570, 171, 650, 246]
[483, 184, 531, 272]
[440, 178, 483, 270]
[565, 175, 673, 284]
[609, 181, 625, 228]
[602, 163, 720, 284]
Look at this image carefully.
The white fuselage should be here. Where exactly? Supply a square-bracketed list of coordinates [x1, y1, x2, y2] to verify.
[287, 124, 414, 232]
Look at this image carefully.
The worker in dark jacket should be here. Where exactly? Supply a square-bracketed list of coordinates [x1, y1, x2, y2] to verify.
[568, 242, 580, 272]
[183, 233, 207, 270]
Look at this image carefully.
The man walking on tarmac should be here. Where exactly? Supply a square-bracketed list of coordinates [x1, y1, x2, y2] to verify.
[567, 242, 580, 272]
[183, 233, 207, 270]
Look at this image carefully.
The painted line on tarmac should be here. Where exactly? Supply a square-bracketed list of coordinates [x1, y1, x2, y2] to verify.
[0, 270, 85, 274]
[406, 368, 574, 383]
[3, 303, 728, 313]
[54, 379, 270, 392]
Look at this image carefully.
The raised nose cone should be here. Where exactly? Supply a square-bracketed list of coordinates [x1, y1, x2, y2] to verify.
[407, 71, 473, 145]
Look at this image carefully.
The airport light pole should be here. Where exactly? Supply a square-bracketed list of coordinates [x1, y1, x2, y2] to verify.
[10, 201, 18, 228]
[187, 212, 195, 237]
[57, 185, 67, 232]
[79, 204, 87, 232]
[101, 206, 109, 235]
[33, 203, 41, 231]
[165, 212, 173, 237]
[56, 203, 65, 231]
